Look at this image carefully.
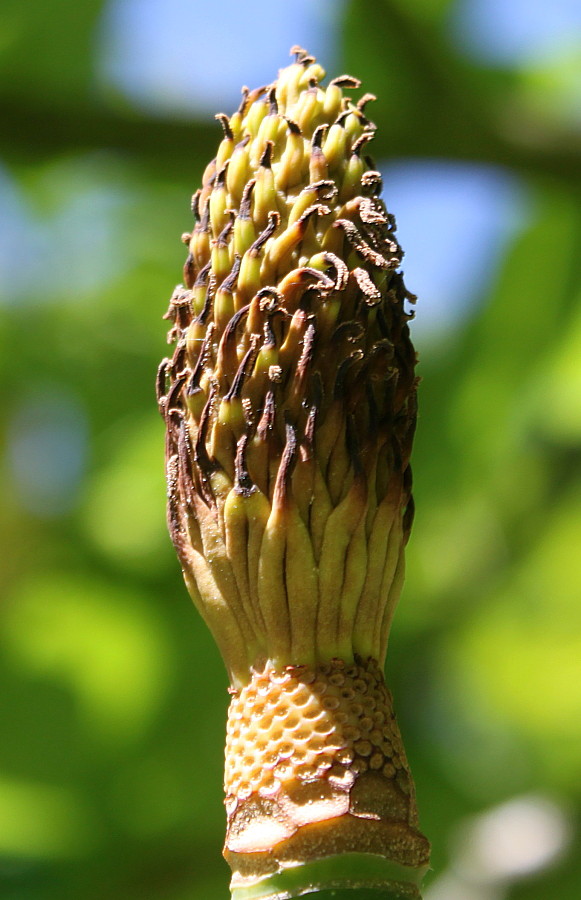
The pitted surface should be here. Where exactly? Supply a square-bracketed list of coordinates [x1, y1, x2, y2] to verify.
[225, 658, 415, 809]
[223, 658, 429, 878]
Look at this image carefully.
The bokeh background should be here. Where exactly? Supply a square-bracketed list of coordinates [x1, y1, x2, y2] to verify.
[1, 0, 581, 897]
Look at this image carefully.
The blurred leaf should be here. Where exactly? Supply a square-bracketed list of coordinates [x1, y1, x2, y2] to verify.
[82, 414, 171, 573]
[0, 0, 105, 101]
[515, 47, 581, 131]
[3, 574, 174, 746]
[443, 482, 581, 791]
[0, 778, 96, 858]
[532, 289, 581, 442]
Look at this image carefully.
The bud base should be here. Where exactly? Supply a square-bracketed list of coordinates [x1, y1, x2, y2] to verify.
[224, 659, 429, 891]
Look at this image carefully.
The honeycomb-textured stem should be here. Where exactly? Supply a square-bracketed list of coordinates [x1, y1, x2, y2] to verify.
[224, 659, 429, 898]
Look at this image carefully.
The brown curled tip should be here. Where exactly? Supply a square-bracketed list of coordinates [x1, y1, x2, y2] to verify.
[215, 161, 229, 187]
[177, 417, 195, 502]
[296, 203, 332, 229]
[334, 350, 364, 400]
[273, 421, 298, 508]
[261, 316, 277, 351]
[237, 86, 249, 115]
[358, 198, 388, 227]
[249, 212, 280, 256]
[311, 124, 328, 148]
[304, 372, 323, 449]
[295, 320, 316, 384]
[226, 344, 256, 401]
[256, 389, 275, 442]
[166, 372, 188, 414]
[238, 178, 256, 219]
[291, 46, 316, 66]
[219, 255, 242, 294]
[246, 84, 268, 105]
[194, 260, 211, 288]
[357, 93, 377, 112]
[289, 45, 315, 67]
[196, 274, 216, 324]
[156, 358, 170, 407]
[361, 170, 383, 196]
[234, 434, 256, 496]
[353, 267, 382, 305]
[215, 218, 234, 247]
[191, 189, 202, 219]
[221, 303, 250, 344]
[351, 131, 375, 156]
[330, 74, 362, 89]
[256, 287, 282, 313]
[280, 266, 335, 293]
[321, 252, 349, 291]
[163, 287, 191, 322]
[259, 140, 274, 169]
[215, 113, 234, 141]
[182, 253, 195, 290]
[268, 86, 278, 116]
[301, 180, 337, 203]
[332, 319, 365, 343]
[334, 219, 390, 269]
[196, 199, 211, 232]
[195, 384, 218, 470]
[189, 324, 214, 384]
[285, 117, 301, 136]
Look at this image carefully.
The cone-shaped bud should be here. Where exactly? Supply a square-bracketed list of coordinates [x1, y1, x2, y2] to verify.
[159, 47, 428, 899]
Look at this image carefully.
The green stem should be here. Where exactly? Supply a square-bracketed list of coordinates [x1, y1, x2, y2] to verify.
[231, 853, 426, 900]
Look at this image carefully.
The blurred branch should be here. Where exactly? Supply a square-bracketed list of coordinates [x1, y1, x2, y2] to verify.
[0, 93, 215, 175]
[343, 0, 581, 184]
[1, 83, 580, 183]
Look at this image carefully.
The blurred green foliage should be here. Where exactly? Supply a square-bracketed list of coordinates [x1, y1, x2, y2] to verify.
[1, 1, 580, 898]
